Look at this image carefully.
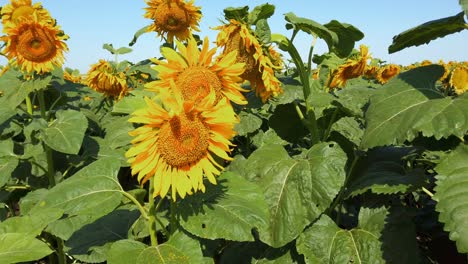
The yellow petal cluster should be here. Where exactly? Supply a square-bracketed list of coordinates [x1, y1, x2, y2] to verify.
[85, 60, 128, 100]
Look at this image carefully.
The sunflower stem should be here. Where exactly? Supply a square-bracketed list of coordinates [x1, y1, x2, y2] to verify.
[121, 190, 149, 220]
[38, 89, 66, 264]
[170, 192, 177, 235]
[148, 178, 159, 246]
[285, 37, 320, 145]
[25, 94, 33, 116]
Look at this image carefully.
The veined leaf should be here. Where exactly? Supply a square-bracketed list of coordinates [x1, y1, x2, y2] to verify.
[360, 65, 467, 149]
[107, 240, 147, 264]
[179, 172, 270, 242]
[129, 25, 150, 46]
[297, 207, 387, 263]
[235, 111, 263, 136]
[0, 157, 18, 187]
[136, 245, 189, 264]
[389, 12, 467, 54]
[166, 231, 207, 264]
[0, 208, 62, 236]
[42, 109, 88, 154]
[248, 3, 275, 24]
[223, 6, 249, 21]
[0, 233, 53, 264]
[30, 158, 123, 217]
[433, 144, 468, 253]
[324, 20, 364, 58]
[238, 143, 346, 248]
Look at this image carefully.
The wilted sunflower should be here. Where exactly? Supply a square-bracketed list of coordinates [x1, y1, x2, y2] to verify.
[63, 69, 83, 84]
[126, 88, 239, 200]
[1, 0, 53, 30]
[376, 64, 400, 84]
[2, 18, 68, 74]
[214, 20, 283, 102]
[146, 36, 247, 105]
[450, 66, 468, 95]
[328, 45, 370, 88]
[86, 59, 128, 99]
[144, 0, 201, 43]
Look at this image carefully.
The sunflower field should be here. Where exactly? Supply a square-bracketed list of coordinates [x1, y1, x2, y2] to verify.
[0, 0, 468, 263]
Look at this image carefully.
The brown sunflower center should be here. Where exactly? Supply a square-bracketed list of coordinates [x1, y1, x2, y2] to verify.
[17, 26, 57, 63]
[155, 4, 189, 32]
[157, 112, 209, 167]
[176, 66, 223, 103]
[11, 6, 35, 23]
[224, 29, 257, 80]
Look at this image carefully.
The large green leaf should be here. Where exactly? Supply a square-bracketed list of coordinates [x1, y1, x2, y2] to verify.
[30, 158, 123, 217]
[0, 233, 53, 264]
[360, 65, 467, 149]
[42, 109, 88, 154]
[65, 206, 140, 263]
[248, 3, 275, 24]
[333, 86, 376, 117]
[107, 240, 147, 264]
[433, 144, 468, 253]
[178, 172, 270, 242]
[219, 241, 295, 264]
[329, 117, 363, 146]
[235, 143, 346, 248]
[0, 208, 62, 236]
[0, 157, 18, 187]
[346, 147, 426, 197]
[389, 12, 467, 53]
[235, 111, 263, 136]
[136, 245, 189, 264]
[166, 231, 207, 264]
[297, 207, 386, 263]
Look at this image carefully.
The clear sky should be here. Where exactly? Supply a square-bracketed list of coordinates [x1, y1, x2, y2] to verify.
[1, 0, 467, 73]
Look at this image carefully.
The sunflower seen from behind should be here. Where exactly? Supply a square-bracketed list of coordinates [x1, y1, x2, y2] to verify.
[375, 64, 400, 84]
[214, 19, 283, 102]
[144, 0, 201, 43]
[328, 45, 370, 89]
[2, 17, 68, 74]
[126, 85, 239, 201]
[86, 59, 129, 100]
[146, 36, 247, 105]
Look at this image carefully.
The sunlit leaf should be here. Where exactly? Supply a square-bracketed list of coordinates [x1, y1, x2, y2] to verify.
[360, 65, 465, 149]
[178, 172, 270, 242]
[136, 245, 189, 264]
[0, 157, 18, 187]
[238, 143, 346, 248]
[324, 20, 364, 57]
[42, 109, 88, 154]
[107, 240, 147, 264]
[223, 6, 249, 21]
[297, 207, 386, 263]
[0, 233, 53, 264]
[129, 26, 150, 46]
[433, 144, 468, 253]
[388, 12, 467, 53]
[329, 117, 363, 146]
[235, 111, 263, 136]
[248, 3, 275, 24]
[0, 208, 62, 236]
[166, 231, 207, 264]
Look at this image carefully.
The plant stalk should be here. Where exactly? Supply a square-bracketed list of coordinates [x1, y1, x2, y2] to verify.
[148, 178, 158, 246]
[25, 94, 33, 116]
[170, 191, 177, 235]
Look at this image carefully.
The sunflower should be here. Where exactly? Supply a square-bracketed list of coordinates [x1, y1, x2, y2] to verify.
[214, 20, 283, 102]
[86, 59, 128, 99]
[376, 64, 400, 84]
[328, 45, 370, 88]
[146, 36, 247, 105]
[143, 0, 201, 43]
[2, 18, 68, 74]
[63, 69, 83, 84]
[126, 87, 239, 200]
[450, 66, 468, 95]
[1, 0, 53, 31]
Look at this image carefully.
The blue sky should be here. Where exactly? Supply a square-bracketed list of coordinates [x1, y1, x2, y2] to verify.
[1, 0, 467, 73]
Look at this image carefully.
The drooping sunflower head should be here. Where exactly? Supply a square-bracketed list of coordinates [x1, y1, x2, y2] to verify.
[2, 18, 68, 74]
[214, 20, 283, 102]
[375, 64, 400, 84]
[450, 66, 468, 95]
[63, 69, 83, 84]
[328, 44, 370, 89]
[1, 0, 53, 30]
[144, 0, 201, 43]
[86, 59, 129, 100]
[126, 89, 239, 201]
[145, 36, 247, 105]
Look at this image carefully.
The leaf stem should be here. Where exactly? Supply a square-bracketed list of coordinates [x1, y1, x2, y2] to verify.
[422, 187, 434, 197]
[148, 178, 158, 246]
[121, 190, 149, 220]
[322, 108, 339, 141]
[25, 94, 33, 116]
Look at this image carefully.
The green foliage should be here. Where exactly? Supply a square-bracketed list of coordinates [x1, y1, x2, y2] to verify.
[433, 144, 468, 253]
[389, 12, 467, 53]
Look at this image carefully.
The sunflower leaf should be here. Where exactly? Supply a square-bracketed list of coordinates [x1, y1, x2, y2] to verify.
[433, 144, 468, 253]
[0, 233, 53, 264]
[324, 20, 364, 58]
[388, 12, 467, 54]
[129, 25, 150, 46]
[460, 0, 468, 16]
[178, 172, 270, 242]
[136, 245, 189, 264]
[360, 65, 467, 149]
[255, 19, 271, 43]
[238, 142, 346, 248]
[297, 207, 387, 263]
[248, 3, 275, 24]
[107, 240, 147, 264]
[223, 6, 249, 21]
[42, 109, 88, 154]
